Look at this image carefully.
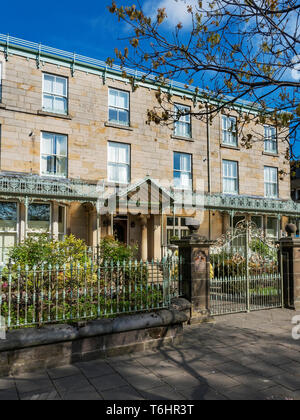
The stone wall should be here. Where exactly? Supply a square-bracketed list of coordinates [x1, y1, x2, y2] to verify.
[0, 301, 190, 375]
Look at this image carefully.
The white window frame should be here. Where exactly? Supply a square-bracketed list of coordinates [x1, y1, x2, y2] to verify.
[107, 141, 131, 184]
[264, 125, 277, 154]
[264, 166, 278, 198]
[174, 104, 191, 138]
[40, 132, 68, 178]
[26, 202, 52, 237]
[173, 152, 193, 190]
[58, 205, 67, 241]
[42, 73, 68, 115]
[222, 115, 237, 146]
[223, 160, 239, 194]
[0, 201, 19, 264]
[266, 217, 279, 239]
[108, 88, 130, 126]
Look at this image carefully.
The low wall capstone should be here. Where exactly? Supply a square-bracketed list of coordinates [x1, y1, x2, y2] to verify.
[0, 298, 191, 375]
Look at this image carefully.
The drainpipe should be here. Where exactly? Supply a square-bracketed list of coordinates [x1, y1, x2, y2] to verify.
[206, 103, 212, 240]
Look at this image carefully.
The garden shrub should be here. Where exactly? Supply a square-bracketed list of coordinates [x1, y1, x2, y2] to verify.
[100, 235, 138, 263]
[8, 234, 88, 269]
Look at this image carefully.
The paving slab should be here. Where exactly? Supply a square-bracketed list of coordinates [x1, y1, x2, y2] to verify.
[89, 373, 129, 392]
[14, 371, 53, 395]
[20, 390, 61, 400]
[140, 384, 186, 401]
[180, 385, 228, 401]
[53, 374, 91, 394]
[47, 365, 81, 380]
[1, 309, 300, 400]
[101, 386, 144, 400]
[125, 372, 164, 391]
[75, 360, 116, 379]
[61, 387, 102, 401]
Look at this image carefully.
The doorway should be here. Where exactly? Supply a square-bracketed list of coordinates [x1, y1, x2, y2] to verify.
[113, 216, 128, 244]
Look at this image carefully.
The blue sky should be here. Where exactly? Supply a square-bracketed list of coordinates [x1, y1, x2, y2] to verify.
[0, 0, 194, 59]
[0, 0, 133, 59]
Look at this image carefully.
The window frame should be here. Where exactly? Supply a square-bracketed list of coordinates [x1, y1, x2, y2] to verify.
[173, 151, 193, 190]
[221, 114, 238, 147]
[251, 215, 264, 230]
[264, 166, 278, 198]
[174, 104, 192, 138]
[166, 217, 189, 244]
[108, 88, 130, 127]
[264, 125, 278, 154]
[58, 205, 67, 241]
[0, 201, 19, 264]
[42, 73, 68, 115]
[40, 132, 68, 178]
[26, 202, 52, 237]
[222, 115, 238, 147]
[222, 160, 239, 195]
[266, 216, 279, 239]
[107, 141, 131, 185]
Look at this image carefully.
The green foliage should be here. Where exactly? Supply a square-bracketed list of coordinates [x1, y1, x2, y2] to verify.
[8, 234, 88, 269]
[100, 235, 138, 263]
[250, 239, 277, 260]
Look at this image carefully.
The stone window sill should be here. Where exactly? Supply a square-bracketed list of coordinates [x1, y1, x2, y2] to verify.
[105, 181, 130, 188]
[38, 110, 72, 120]
[262, 152, 279, 158]
[105, 122, 133, 131]
[220, 144, 240, 151]
[171, 135, 194, 142]
[0, 103, 6, 109]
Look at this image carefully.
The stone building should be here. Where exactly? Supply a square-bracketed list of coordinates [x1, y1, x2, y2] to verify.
[0, 34, 298, 262]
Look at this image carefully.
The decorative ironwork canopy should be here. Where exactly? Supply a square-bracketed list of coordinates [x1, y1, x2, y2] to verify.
[0, 174, 298, 216]
[0, 174, 99, 203]
[205, 193, 300, 216]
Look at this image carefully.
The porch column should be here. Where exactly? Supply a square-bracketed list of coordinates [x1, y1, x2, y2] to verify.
[52, 202, 59, 240]
[107, 213, 113, 236]
[140, 216, 148, 261]
[19, 201, 26, 243]
[153, 215, 161, 261]
[90, 208, 98, 247]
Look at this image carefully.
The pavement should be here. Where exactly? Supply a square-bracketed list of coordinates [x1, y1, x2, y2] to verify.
[0, 308, 300, 400]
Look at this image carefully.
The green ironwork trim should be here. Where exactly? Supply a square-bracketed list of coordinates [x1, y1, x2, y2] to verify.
[0, 174, 98, 203]
[0, 34, 268, 115]
[0, 174, 298, 215]
[205, 193, 300, 216]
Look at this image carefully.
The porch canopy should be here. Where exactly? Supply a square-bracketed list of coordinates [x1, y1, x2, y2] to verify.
[97, 176, 176, 217]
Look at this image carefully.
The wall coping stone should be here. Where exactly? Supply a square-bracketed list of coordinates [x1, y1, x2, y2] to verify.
[0, 301, 189, 353]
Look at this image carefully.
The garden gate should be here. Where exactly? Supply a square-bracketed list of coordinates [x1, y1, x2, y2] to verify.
[210, 220, 283, 316]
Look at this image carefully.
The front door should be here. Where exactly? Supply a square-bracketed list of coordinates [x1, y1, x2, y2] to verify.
[113, 216, 128, 244]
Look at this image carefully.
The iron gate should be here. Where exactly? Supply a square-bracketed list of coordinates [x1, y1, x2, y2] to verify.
[210, 220, 283, 316]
